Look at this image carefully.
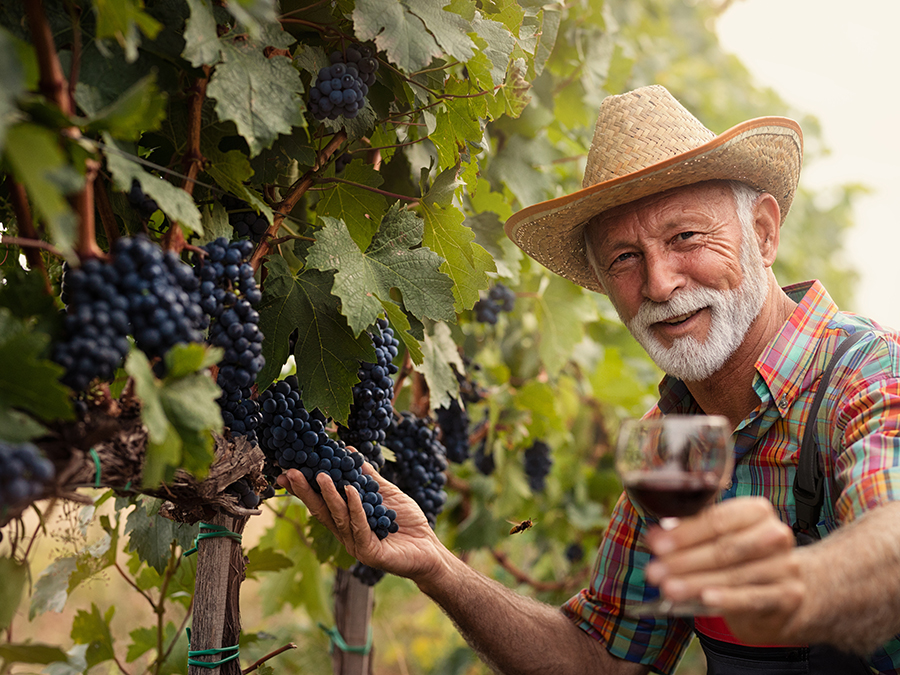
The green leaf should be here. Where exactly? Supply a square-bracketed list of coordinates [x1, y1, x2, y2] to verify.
[104, 134, 203, 235]
[207, 38, 306, 157]
[4, 122, 80, 256]
[421, 169, 495, 312]
[415, 322, 463, 410]
[534, 276, 597, 377]
[0, 644, 69, 665]
[126, 626, 156, 663]
[472, 13, 516, 86]
[0, 556, 27, 630]
[197, 202, 234, 245]
[245, 546, 293, 579]
[0, 27, 29, 155]
[0, 407, 48, 443]
[164, 343, 223, 380]
[315, 163, 387, 250]
[30, 557, 77, 619]
[70, 604, 115, 669]
[0, 311, 73, 422]
[125, 498, 199, 573]
[183, 0, 223, 67]
[257, 257, 374, 422]
[307, 208, 456, 335]
[353, 0, 444, 72]
[84, 73, 167, 140]
[401, 1, 476, 63]
[93, 0, 163, 61]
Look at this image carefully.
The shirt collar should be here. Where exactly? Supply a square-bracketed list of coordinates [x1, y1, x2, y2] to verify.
[656, 280, 838, 416]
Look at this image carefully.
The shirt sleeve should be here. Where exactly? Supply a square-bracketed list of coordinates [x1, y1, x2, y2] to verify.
[828, 335, 900, 523]
[561, 492, 694, 674]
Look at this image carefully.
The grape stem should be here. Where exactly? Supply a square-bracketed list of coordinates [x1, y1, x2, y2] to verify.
[249, 130, 347, 272]
[240, 643, 297, 674]
[0, 235, 63, 259]
[315, 176, 419, 203]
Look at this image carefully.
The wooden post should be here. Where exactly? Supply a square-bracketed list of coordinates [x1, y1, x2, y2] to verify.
[331, 568, 375, 675]
[189, 511, 249, 675]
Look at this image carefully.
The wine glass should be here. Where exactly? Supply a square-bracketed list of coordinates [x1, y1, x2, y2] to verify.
[615, 414, 734, 617]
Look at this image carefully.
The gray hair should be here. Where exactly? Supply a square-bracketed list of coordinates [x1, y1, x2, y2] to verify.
[582, 181, 763, 291]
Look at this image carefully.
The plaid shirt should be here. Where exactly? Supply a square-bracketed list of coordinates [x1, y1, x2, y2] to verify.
[562, 280, 900, 674]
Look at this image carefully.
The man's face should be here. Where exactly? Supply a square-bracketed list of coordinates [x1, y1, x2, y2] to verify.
[586, 182, 768, 381]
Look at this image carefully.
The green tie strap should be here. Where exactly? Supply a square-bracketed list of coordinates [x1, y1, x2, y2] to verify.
[185, 627, 240, 668]
[318, 622, 373, 655]
[182, 523, 242, 557]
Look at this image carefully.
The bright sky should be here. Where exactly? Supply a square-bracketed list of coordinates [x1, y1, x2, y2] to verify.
[717, 0, 900, 329]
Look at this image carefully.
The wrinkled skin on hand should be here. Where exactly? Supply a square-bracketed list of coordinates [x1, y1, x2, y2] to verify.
[276, 458, 445, 583]
[644, 496, 806, 645]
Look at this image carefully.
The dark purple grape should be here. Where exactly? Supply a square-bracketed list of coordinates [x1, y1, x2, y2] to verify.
[0, 442, 55, 511]
[523, 439, 553, 493]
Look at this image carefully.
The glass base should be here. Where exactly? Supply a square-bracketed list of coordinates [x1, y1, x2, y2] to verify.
[624, 597, 719, 618]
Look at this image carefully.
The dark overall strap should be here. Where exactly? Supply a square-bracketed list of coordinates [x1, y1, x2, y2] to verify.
[793, 330, 869, 544]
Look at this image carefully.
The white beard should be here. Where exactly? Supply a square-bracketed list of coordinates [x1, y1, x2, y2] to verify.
[620, 235, 769, 382]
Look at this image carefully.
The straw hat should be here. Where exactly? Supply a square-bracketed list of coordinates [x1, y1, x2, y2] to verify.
[504, 85, 803, 293]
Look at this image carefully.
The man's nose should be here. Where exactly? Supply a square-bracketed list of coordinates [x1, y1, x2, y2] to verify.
[641, 252, 685, 303]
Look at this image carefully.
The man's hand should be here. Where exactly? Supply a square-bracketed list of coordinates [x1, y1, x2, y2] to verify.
[276, 458, 446, 583]
[644, 496, 805, 644]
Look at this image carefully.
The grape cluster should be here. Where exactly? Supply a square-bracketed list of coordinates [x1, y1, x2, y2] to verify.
[350, 561, 386, 586]
[474, 283, 516, 325]
[523, 439, 553, 493]
[53, 236, 208, 389]
[308, 45, 378, 121]
[224, 476, 274, 510]
[221, 195, 269, 243]
[381, 412, 449, 528]
[127, 179, 159, 220]
[0, 442, 55, 512]
[257, 376, 398, 540]
[337, 318, 399, 470]
[473, 437, 495, 476]
[195, 238, 265, 441]
[435, 398, 470, 464]
[565, 542, 585, 564]
[113, 237, 207, 362]
[53, 260, 132, 391]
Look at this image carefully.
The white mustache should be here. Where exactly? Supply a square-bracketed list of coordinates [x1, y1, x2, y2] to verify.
[632, 287, 721, 329]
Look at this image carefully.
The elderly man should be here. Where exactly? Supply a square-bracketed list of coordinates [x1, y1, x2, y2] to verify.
[278, 86, 900, 674]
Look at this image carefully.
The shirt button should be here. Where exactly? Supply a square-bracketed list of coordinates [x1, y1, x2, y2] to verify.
[778, 394, 788, 408]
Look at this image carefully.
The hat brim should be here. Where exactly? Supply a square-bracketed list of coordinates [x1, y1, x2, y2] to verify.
[504, 117, 803, 293]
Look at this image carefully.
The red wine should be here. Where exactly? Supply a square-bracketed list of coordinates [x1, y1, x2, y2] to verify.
[626, 472, 719, 518]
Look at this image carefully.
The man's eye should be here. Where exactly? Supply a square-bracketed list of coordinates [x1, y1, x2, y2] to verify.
[613, 252, 635, 264]
[677, 231, 696, 241]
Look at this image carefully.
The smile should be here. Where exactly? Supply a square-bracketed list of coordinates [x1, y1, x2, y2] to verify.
[659, 309, 702, 325]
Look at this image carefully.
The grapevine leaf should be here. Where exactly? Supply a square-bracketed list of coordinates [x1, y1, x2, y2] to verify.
[381, 300, 423, 365]
[4, 122, 80, 256]
[352, 0, 442, 73]
[104, 134, 203, 235]
[257, 256, 373, 421]
[0, 313, 73, 423]
[124, 498, 199, 573]
[257, 255, 299, 392]
[126, 627, 156, 663]
[488, 133, 558, 208]
[421, 168, 495, 312]
[306, 209, 455, 336]
[414, 322, 463, 410]
[0, 408, 47, 443]
[70, 604, 115, 668]
[292, 269, 375, 423]
[222, 0, 279, 39]
[84, 73, 167, 140]
[249, 128, 316, 186]
[534, 275, 597, 377]
[207, 38, 306, 157]
[93, 0, 163, 62]
[315, 164, 387, 250]
[498, 57, 532, 119]
[245, 546, 293, 579]
[0, 644, 69, 665]
[164, 343, 222, 381]
[401, 1, 476, 63]
[0, 27, 29, 155]
[201, 126, 271, 225]
[472, 13, 516, 86]
[0, 556, 27, 630]
[197, 202, 234, 246]
[430, 84, 485, 170]
[182, 0, 223, 67]
[29, 557, 77, 619]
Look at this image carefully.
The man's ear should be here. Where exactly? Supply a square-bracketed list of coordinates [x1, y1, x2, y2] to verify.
[754, 193, 781, 267]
